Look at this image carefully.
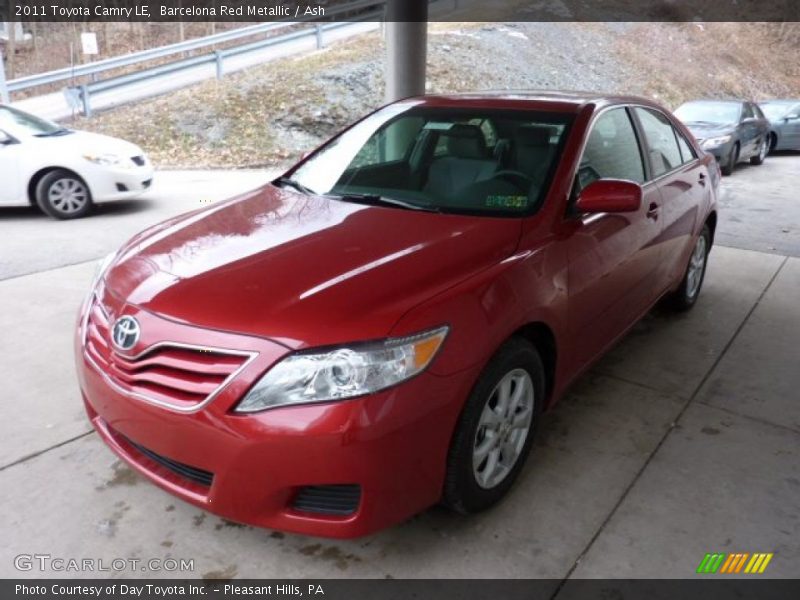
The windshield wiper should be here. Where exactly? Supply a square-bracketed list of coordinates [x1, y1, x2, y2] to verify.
[273, 176, 316, 196]
[331, 192, 441, 213]
[35, 128, 72, 137]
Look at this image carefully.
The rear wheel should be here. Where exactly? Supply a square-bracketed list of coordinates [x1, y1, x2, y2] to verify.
[443, 338, 544, 514]
[720, 143, 739, 176]
[750, 137, 768, 165]
[667, 224, 711, 311]
[36, 169, 93, 219]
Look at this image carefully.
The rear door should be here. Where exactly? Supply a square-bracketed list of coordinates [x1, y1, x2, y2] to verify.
[566, 106, 664, 367]
[786, 104, 800, 148]
[632, 107, 705, 290]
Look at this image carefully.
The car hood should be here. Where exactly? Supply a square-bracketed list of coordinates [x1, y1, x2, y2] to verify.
[30, 130, 144, 156]
[684, 123, 735, 140]
[104, 185, 521, 348]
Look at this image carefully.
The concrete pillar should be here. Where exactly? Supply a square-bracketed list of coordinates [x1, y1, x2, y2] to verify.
[384, 0, 428, 103]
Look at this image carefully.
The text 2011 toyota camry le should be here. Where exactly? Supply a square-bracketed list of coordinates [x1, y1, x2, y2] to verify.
[76, 92, 719, 538]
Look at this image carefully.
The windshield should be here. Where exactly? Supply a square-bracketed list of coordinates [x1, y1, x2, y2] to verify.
[0, 105, 67, 136]
[674, 102, 741, 126]
[759, 102, 795, 121]
[286, 104, 573, 216]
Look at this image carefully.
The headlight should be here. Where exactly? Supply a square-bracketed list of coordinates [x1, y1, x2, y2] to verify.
[83, 153, 126, 167]
[235, 326, 449, 412]
[701, 136, 731, 149]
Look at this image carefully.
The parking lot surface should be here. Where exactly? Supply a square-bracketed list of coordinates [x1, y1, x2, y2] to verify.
[0, 156, 798, 580]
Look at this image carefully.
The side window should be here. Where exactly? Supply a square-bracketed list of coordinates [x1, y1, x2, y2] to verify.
[742, 104, 755, 120]
[350, 117, 423, 168]
[753, 104, 766, 120]
[578, 108, 645, 189]
[634, 108, 683, 178]
[675, 130, 696, 163]
[469, 118, 498, 148]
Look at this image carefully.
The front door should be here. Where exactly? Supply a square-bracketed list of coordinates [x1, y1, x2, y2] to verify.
[565, 107, 664, 368]
[0, 131, 21, 204]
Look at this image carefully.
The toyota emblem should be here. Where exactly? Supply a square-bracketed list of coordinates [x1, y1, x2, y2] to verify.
[111, 316, 140, 351]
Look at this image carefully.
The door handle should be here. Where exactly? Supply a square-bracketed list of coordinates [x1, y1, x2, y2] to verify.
[646, 202, 660, 220]
[698, 172, 707, 186]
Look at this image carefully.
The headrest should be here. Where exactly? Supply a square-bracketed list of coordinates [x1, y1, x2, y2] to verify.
[441, 124, 487, 159]
[515, 125, 556, 147]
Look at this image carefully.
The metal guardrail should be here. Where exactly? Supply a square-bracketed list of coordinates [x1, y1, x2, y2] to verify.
[0, 0, 387, 113]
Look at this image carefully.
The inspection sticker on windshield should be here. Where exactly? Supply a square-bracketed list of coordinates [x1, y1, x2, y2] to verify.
[485, 195, 528, 209]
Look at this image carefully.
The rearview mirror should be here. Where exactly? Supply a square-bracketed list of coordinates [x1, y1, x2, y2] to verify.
[575, 179, 642, 214]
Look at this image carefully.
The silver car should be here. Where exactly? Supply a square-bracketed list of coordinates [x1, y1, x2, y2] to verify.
[759, 100, 800, 152]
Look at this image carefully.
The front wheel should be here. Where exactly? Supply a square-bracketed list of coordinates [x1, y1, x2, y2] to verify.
[36, 169, 93, 219]
[443, 338, 544, 514]
[750, 137, 768, 166]
[666, 224, 711, 311]
[720, 143, 739, 176]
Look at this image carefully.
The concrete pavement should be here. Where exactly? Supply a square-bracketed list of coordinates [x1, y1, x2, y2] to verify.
[0, 170, 276, 280]
[0, 168, 798, 581]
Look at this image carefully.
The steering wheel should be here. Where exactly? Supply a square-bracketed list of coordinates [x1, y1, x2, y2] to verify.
[493, 170, 535, 190]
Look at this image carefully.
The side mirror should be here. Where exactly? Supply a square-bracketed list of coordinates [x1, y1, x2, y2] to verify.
[0, 131, 14, 145]
[575, 179, 642, 214]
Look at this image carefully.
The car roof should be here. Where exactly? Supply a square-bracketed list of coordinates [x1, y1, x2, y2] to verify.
[405, 90, 665, 114]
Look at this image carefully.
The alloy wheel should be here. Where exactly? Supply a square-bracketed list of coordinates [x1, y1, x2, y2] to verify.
[686, 234, 708, 299]
[472, 368, 534, 490]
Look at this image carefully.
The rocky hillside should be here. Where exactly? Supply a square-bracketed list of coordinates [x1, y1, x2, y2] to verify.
[68, 22, 800, 169]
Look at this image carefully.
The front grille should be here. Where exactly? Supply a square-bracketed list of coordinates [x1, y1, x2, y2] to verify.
[84, 297, 249, 410]
[124, 435, 214, 487]
[293, 485, 361, 516]
[131, 155, 146, 166]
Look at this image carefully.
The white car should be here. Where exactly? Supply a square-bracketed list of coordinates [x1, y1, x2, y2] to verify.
[0, 105, 154, 219]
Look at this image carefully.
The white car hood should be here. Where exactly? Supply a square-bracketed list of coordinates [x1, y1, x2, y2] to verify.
[35, 130, 145, 158]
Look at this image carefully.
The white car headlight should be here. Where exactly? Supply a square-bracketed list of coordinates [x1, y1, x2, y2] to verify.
[83, 153, 127, 167]
[701, 135, 731, 149]
[235, 326, 449, 412]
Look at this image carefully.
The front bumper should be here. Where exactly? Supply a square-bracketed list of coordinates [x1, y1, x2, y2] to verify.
[698, 140, 733, 162]
[83, 161, 155, 203]
[75, 288, 476, 538]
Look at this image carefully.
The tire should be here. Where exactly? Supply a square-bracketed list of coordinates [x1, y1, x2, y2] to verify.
[443, 337, 544, 514]
[720, 143, 739, 176]
[750, 137, 768, 165]
[666, 224, 711, 312]
[768, 133, 778, 154]
[35, 169, 93, 219]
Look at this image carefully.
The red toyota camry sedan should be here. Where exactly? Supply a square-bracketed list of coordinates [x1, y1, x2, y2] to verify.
[75, 92, 719, 538]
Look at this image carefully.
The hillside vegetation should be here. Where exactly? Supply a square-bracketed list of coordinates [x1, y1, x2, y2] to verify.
[66, 22, 800, 169]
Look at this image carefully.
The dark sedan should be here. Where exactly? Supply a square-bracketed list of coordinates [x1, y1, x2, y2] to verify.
[675, 100, 770, 175]
[759, 100, 800, 152]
